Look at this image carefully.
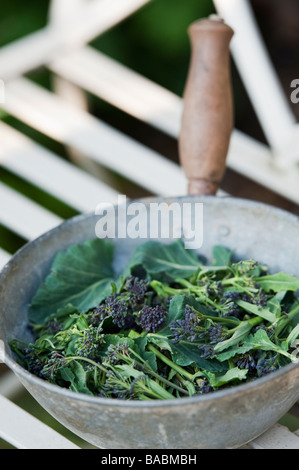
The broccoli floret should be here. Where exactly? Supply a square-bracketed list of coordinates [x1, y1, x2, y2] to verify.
[137, 305, 167, 333]
[76, 325, 104, 361]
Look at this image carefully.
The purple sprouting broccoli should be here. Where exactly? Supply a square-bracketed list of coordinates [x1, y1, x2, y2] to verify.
[208, 324, 224, 343]
[90, 276, 151, 330]
[105, 341, 131, 365]
[23, 346, 47, 377]
[91, 293, 136, 330]
[138, 305, 167, 333]
[76, 325, 104, 361]
[170, 305, 202, 344]
[124, 275, 149, 301]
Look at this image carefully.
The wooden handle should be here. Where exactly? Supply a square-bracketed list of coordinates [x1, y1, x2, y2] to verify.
[179, 15, 234, 195]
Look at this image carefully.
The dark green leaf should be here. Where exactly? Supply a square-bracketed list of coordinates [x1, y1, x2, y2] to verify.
[206, 367, 248, 388]
[254, 273, 299, 293]
[170, 341, 228, 372]
[28, 238, 116, 324]
[217, 330, 294, 362]
[66, 361, 93, 395]
[236, 300, 276, 323]
[214, 320, 257, 353]
[133, 336, 159, 372]
[212, 245, 232, 267]
[124, 239, 200, 281]
[100, 334, 135, 356]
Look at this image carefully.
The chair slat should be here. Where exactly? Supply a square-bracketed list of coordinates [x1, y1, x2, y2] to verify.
[0, 0, 150, 81]
[0, 182, 62, 240]
[213, 0, 297, 166]
[50, 46, 183, 138]
[0, 395, 79, 449]
[0, 122, 118, 212]
[3, 78, 187, 196]
[247, 423, 299, 449]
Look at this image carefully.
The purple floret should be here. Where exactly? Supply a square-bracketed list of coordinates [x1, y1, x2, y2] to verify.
[170, 305, 201, 343]
[138, 305, 167, 333]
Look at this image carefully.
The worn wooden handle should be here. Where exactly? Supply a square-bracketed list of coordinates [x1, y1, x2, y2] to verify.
[179, 15, 234, 195]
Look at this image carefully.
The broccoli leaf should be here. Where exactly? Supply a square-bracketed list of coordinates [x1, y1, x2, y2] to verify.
[206, 367, 248, 388]
[254, 273, 299, 293]
[62, 361, 93, 395]
[170, 341, 228, 372]
[28, 238, 116, 324]
[159, 294, 195, 335]
[124, 239, 200, 281]
[213, 319, 260, 353]
[218, 329, 295, 362]
[147, 295, 227, 372]
[212, 245, 232, 267]
[236, 300, 277, 323]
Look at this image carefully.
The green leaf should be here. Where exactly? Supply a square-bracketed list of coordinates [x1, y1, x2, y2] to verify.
[170, 341, 227, 372]
[100, 334, 135, 357]
[124, 239, 200, 281]
[28, 238, 116, 324]
[66, 361, 93, 395]
[214, 319, 259, 353]
[216, 345, 251, 362]
[159, 295, 191, 335]
[236, 300, 277, 323]
[285, 324, 299, 349]
[133, 336, 159, 372]
[146, 334, 173, 353]
[212, 245, 232, 267]
[254, 273, 299, 293]
[239, 329, 294, 361]
[206, 367, 248, 388]
[59, 366, 75, 384]
[43, 303, 80, 326]
[266, 291, 286, 317]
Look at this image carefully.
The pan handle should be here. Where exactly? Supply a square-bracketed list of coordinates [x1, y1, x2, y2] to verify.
[179, 15, 234, 196]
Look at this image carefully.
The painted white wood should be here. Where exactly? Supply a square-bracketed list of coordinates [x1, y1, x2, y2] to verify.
[0, 182, 62, 240]
[50, 47, 299, 204]
[0, 122, 118, 212]
[0, 395, 79, 449]
[247, 423, 299, 449]
[0, 248, 11, 270]
[213, 0, 298, 168]
[0, 0, 150, 81]
[227, 130, 299, 205]
[3, 78, 188, 196]
[50, 47, 183, 139]
[0, 372, 25, 399]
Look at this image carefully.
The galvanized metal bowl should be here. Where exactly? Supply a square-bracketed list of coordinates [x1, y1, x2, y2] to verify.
[1, 196, 299, 449]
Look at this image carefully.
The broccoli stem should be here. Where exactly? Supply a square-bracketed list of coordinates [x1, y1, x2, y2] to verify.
[147, 344, 194, 381]
[275, 304, 299, 337]
[127, 348, 189, 396]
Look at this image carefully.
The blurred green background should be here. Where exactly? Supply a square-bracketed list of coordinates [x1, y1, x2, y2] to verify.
[1, 0, 299, 448]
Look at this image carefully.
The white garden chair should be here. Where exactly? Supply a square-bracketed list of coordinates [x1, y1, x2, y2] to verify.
[0, 0, 299, 449]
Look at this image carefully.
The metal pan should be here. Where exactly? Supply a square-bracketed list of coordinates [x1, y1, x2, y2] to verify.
[0, 17, 298, 449]
[1, 196, 299, 449]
